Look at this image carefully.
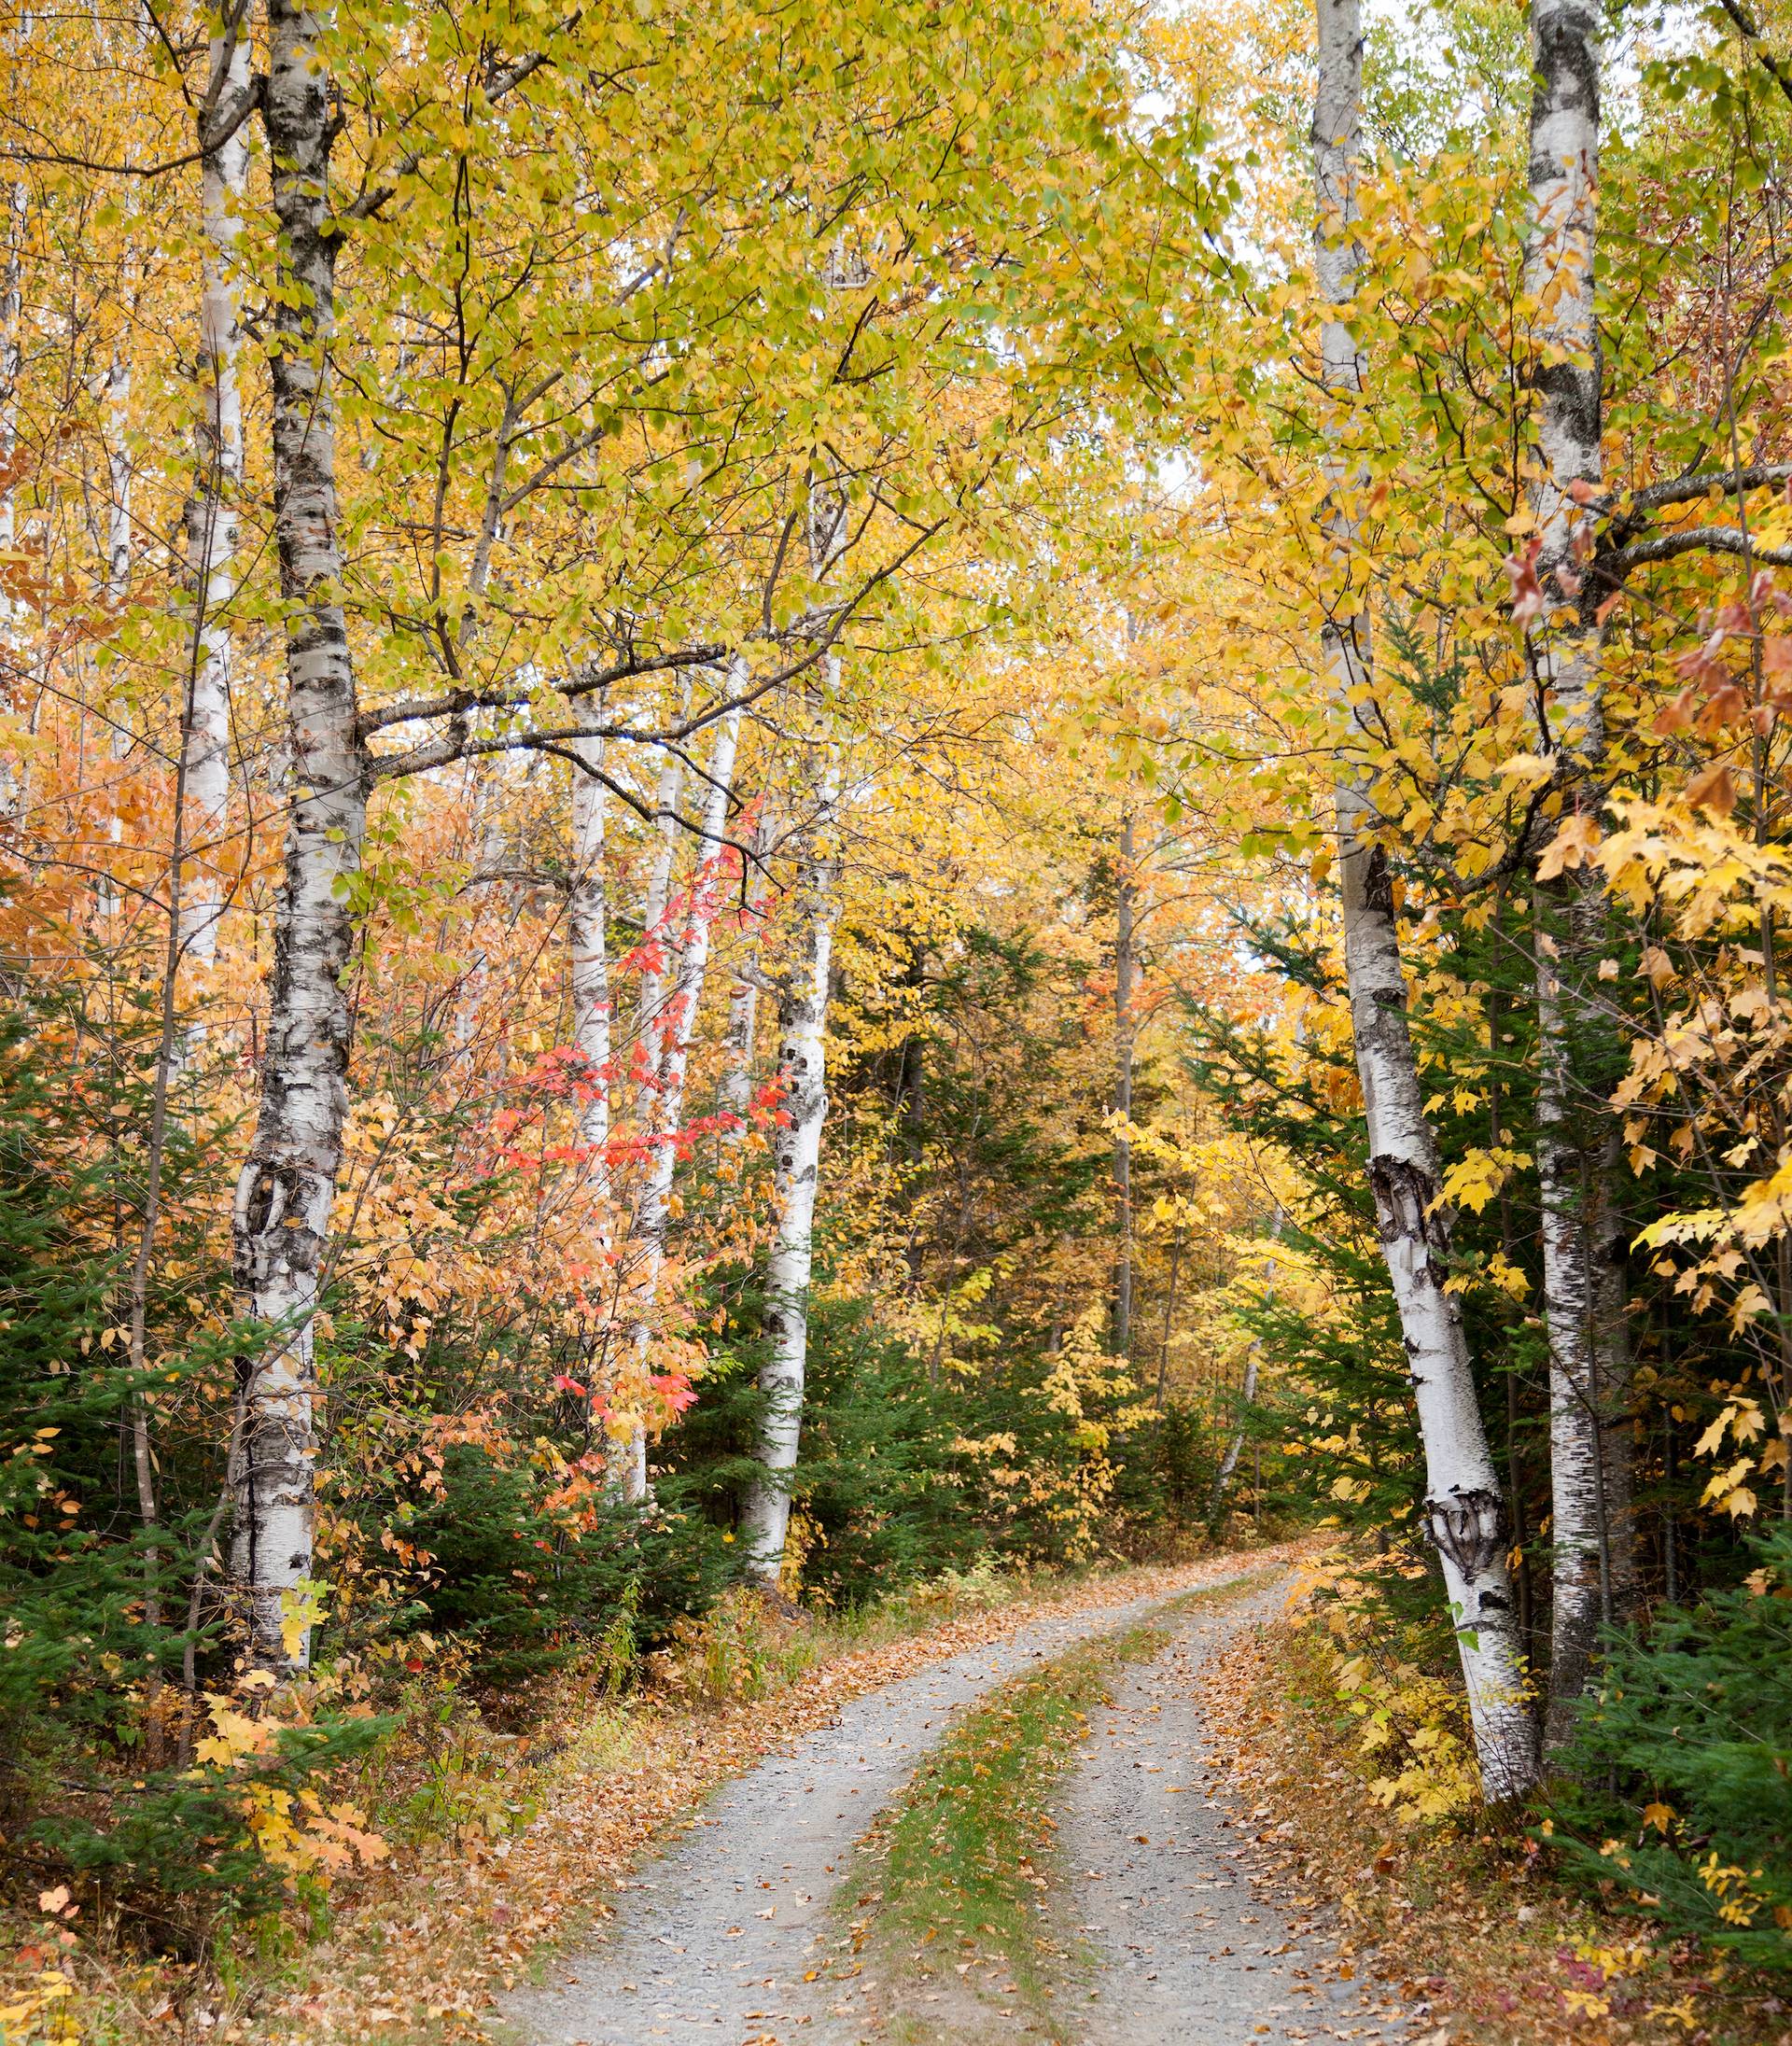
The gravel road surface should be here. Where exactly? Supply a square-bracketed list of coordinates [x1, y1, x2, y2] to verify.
[503, 1563, 1261, 2045]
[505, 1558, 1395, 2046]
[1063, 1587, 1407, 2045]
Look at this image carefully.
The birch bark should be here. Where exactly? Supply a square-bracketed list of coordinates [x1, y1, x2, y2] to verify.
[568, 726, 613, 1208]
[185, 7, 250, 969]
[718, 727, 785, 1151]
[741, 708, 841, 1585]
[619, 694, 742, 1502]
[718, 801, 777, 1140]
[1523, 0, 1636, 1750]
[1313, 0, 1537, 1800]
[104, 352, 132, 610]
[101, 346, 133, 902]
[230, 0, 365, 1675]
[634, 712, 687, 1104]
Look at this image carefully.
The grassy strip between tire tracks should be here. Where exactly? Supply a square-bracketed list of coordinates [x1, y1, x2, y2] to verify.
[834, 1567, 1281, 2045]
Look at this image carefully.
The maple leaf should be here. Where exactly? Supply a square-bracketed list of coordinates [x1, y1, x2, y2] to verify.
[1684, 763, 1737, 816]
[1536, 812, 1602, 878]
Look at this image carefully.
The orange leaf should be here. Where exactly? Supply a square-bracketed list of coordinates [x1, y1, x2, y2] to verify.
[1685, 763, 1737, 816]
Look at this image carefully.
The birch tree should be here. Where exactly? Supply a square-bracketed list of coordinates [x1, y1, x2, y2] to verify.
[568, 723, 613, 1208]
[739, 729, 842, 1584]
[719, 799, 777, 1139]
[1312, 0, 1538, 1801]
[185, 0, 251, 969]
[230, 0, 367, 1674]
[634, 719, 688, 1105]
[0, 176, 24, 815]
[1521, 0, 1637, 1752]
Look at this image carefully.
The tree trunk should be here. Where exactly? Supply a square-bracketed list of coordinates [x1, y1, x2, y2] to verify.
[1313, 0, 1538, 1801]
[1113, 810, 1136, 1355]
[104, 351, 132, 609]
[620, 694, 742, 1502]
[634, 700, 687, 1103]
[741, 714, 842, 1585]
[1207, 1349, 1259, 1525]
[186, 9, 250, 969]
[1523, 0, 1636, 1752]
[568, 726, 613, 1206]
[719, 786, 777, 1142]
[230, 0, 365, 1675]
[96, 343, 133, 914]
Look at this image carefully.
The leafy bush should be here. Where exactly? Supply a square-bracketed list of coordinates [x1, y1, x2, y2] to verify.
[1554, 1528, 1792, 1971]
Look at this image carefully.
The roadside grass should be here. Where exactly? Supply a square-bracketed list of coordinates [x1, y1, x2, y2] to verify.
[837, 1567, 1281, 2045]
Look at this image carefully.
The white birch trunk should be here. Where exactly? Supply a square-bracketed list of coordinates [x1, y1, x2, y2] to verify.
[1210, 1208, 1281, 1518]
[619, 696, 742, 1502]
[103, 345, 134, 910]
[1524, 0, 1635, 1750]
[568, 727, 613, 1207]
[741, 709, 842, 1585]
[634, 707, 687, 1102]
[450, 780, 507, 1074]
[719, 795, 777, 1138]
[230, 0, 365, 1675]
[104, 352, 132, 610]
[1207, 1352, 1260, 1523]
[0, 181, 20, 630]
[1314, 0, 1538, 1801]
[98, 346, 133, 916]
[185, 11, 250, 969]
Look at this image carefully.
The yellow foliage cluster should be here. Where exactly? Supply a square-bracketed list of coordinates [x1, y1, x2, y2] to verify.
[1297, 1549, 1482, 1828]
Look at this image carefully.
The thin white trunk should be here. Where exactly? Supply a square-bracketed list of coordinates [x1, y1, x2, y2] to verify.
[102, 349, 132, 894]
[719, 796, 777, 1138]
[568, 727, 612, 1207]
[451, 780, 506, 1074]
[635, 695, 688, 1102]
[741, 707, 842, 1585]
[1210, 1209, 1281, 1517]
[104, 352, 131, 609]
[1524, 0, 1635, 1750]
[185, 9, 250, 969]
[230, 0, 364, 1675]
[1314, 0, 1537, 1801]
[620, 694, 743, 1502]
[1208, 1352, 1260, 1522]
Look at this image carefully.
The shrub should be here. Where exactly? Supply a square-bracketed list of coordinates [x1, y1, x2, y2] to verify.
[1554, 1527, 1792, 1971]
